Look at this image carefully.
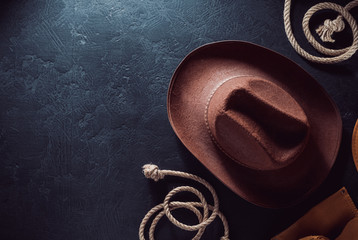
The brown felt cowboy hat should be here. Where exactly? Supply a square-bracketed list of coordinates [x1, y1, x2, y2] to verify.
[167, 41, 342, 208]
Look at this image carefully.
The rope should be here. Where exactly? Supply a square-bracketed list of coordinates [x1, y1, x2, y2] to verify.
[283, 0, 358, 64]
[139, 164, 230, 240]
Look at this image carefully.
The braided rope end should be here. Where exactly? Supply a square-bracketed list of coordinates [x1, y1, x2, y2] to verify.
[316, 16, 345, 43]
[142, 164, 165, 181]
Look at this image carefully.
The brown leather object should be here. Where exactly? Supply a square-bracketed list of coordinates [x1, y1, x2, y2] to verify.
[299, 236, 329, 240]
[272, 187, 358, 240]
[352, 119, 358, 172]
[167, 41, 342, 208]
[335, 217, 358, 240]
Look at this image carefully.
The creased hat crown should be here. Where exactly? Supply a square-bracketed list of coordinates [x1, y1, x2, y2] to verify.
[206, 76, 310, 170]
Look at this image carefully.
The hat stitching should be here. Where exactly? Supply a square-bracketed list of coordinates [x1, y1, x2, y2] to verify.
[204, 76, 309, 171]
[204, 75, 262, 170]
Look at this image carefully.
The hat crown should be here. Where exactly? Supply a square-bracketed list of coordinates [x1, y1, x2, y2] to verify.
[206, 76, 310, 170]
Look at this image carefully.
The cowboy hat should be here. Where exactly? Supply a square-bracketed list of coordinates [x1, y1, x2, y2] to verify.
[167, 41, 342, 208]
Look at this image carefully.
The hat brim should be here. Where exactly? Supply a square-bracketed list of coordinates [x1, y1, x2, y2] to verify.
[167, 41, 342, 208]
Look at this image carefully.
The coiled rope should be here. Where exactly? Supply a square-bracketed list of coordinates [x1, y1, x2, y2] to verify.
[139, 164, 230, 240]
[283, 0, 358, 63]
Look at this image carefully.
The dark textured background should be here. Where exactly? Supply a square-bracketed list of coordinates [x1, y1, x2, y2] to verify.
[0, 0, 357, 239]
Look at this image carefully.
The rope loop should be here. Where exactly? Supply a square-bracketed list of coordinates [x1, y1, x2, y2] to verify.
[284, 0, 358, 64]
[139, 164, 230, 240]
[163, 186, 211, 231]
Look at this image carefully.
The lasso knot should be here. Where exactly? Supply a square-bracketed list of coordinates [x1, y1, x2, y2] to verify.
[316, 15, 345, 42]
[284, 0, 358, 63]
[142, 164, 164, 181]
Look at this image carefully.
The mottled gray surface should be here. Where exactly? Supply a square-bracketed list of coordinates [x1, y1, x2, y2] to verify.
[0, 0, 357, 239]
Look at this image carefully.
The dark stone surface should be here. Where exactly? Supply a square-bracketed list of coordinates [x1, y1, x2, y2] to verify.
[0, 0, 357, 239]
